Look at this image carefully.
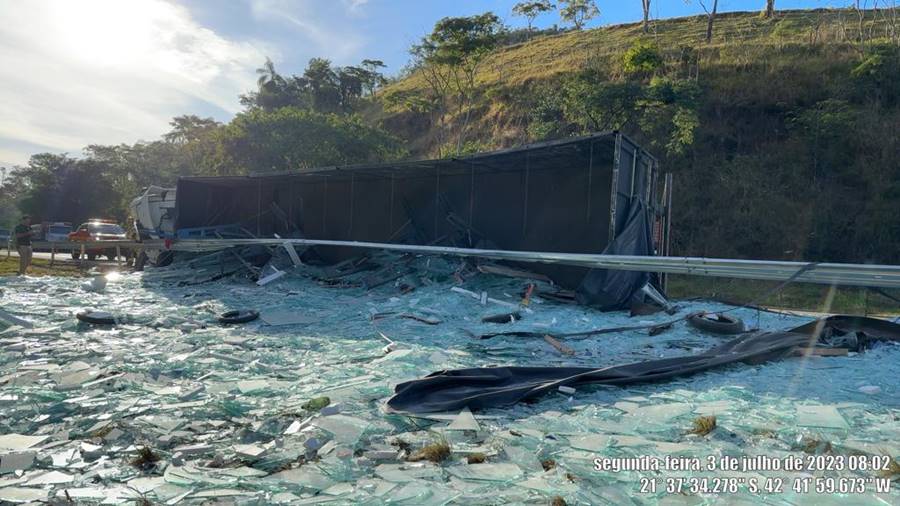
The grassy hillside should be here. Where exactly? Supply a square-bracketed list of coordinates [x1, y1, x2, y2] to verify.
[376, 8, 900, 265]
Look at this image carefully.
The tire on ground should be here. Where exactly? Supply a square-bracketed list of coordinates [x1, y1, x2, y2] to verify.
[218, 310, 260, 325]
[76, 311, 117, 325]
[687, 312, 745, 335]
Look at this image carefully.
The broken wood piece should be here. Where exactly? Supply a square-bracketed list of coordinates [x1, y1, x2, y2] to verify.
[521, 283, 535, 306]
[790, 347, 849, 357]
[543, 335, 575, 356]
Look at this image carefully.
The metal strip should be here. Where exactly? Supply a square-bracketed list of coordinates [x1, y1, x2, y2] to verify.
[389, 172, 395, 233]
[522, 153, 530, 238]
[434, 166, 440, 238]
[349, 173, 355, 235]
[608, 133, 622, 242]
[256, 179, 262, 236]
[586, 141, 593, 221]
[322, 177, 328, 234]
[468, 163, 475, 227]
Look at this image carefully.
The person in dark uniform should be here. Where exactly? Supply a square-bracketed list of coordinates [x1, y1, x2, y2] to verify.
[14, 215, 34, 275]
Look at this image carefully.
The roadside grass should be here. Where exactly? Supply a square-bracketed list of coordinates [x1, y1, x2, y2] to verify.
[666, 275, 900, 316]
[0, 255, 87, 278]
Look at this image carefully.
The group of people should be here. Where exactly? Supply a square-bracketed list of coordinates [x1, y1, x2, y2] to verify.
[13, 215, 34, 275]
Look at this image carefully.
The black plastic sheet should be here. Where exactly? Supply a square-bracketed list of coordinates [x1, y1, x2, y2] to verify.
[386, 316, 900, 413]
[576, 200, 654, 310]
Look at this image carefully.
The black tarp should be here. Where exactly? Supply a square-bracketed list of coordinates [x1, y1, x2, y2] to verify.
[175, 132, 666, 300]
[576, 199, 653, 310]
[385, 315, 900, 413]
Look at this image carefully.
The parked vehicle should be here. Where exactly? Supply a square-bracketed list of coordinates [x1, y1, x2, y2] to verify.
[0, 229, 9, 249]
[28, 222, 72, 251]
[46, 222, 72, 242]
[30, 224, 46, 241]
[68, 220, 128, 260]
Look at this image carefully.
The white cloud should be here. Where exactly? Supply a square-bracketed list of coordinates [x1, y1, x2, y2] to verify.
[249, 0, 366, 62]
[344, 0, 370, 15]
[0, 0, 268, 165]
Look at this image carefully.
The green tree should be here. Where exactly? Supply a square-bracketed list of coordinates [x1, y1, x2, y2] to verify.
[411, 12, 503, 154]
[15, 154, 122, 225]
[163, 115, 220, 144]
[215, 108, 404, 174]
[303, 57, 341, 113]
[559, 0, 599, 30]
[512, 1, 555, 31]
[623, 40, 663, 77]
[360, 59, 388, 97]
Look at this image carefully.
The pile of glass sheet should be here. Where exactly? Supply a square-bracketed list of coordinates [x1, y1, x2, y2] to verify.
[0, 256, 897, 504]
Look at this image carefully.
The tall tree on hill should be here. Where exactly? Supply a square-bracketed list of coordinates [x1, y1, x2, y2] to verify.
[411, 12, 503, 154]
[699, 0, 719, 43]
[164, 115, 220, 144]
[764, 0, 775, 18]
[559, 0, 599, 30]
[304, 58, 342, 112]
[642, 0, 652, 32]
[360, 59, 387, 97]
[512, 1, 556, 31]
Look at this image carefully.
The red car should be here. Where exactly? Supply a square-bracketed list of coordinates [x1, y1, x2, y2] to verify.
[69, 220, 128, 260]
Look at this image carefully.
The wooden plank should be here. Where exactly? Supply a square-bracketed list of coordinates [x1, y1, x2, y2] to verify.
[543, 335, 575, 356]
[790, 347, 849, 357]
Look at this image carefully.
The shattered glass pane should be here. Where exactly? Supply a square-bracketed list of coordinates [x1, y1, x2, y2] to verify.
[0, 258, 898, 504]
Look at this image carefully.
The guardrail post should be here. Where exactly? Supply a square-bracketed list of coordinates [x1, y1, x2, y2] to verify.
[116, 246, 122, 267]
[80, 244, 85, 265]
[50, 245, 56, 268]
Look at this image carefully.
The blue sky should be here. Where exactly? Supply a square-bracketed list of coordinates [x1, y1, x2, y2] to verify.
[0, 0, 842, 168]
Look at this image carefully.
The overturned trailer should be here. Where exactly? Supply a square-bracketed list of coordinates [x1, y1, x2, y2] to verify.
[174, 132, 673, 309]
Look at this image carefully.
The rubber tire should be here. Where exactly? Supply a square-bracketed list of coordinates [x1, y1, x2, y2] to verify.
[71, 251, 80, 260]
[218, 310, 260, 325]
[134, 251, 148, 272]
[687, 312, 745, 335]
[87, 253, 97, 261]
[77, 311, 116, 325]
[154, 250, 174, 267]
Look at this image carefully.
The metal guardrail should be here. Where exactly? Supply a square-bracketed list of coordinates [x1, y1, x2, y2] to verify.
[9, 240, 149, 266]
[29, 240, 147, 250]
[167, 238, 900, 289]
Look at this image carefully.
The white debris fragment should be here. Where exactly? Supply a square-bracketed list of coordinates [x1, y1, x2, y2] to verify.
[447, 407, 481, 432]
[0, 434, 49, 451]
[232, 444, 266, 458]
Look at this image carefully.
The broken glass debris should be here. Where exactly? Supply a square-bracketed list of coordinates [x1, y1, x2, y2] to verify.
[0, 261, 897, 504]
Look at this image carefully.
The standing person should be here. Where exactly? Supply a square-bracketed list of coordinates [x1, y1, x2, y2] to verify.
[14, 215, 34, 275]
